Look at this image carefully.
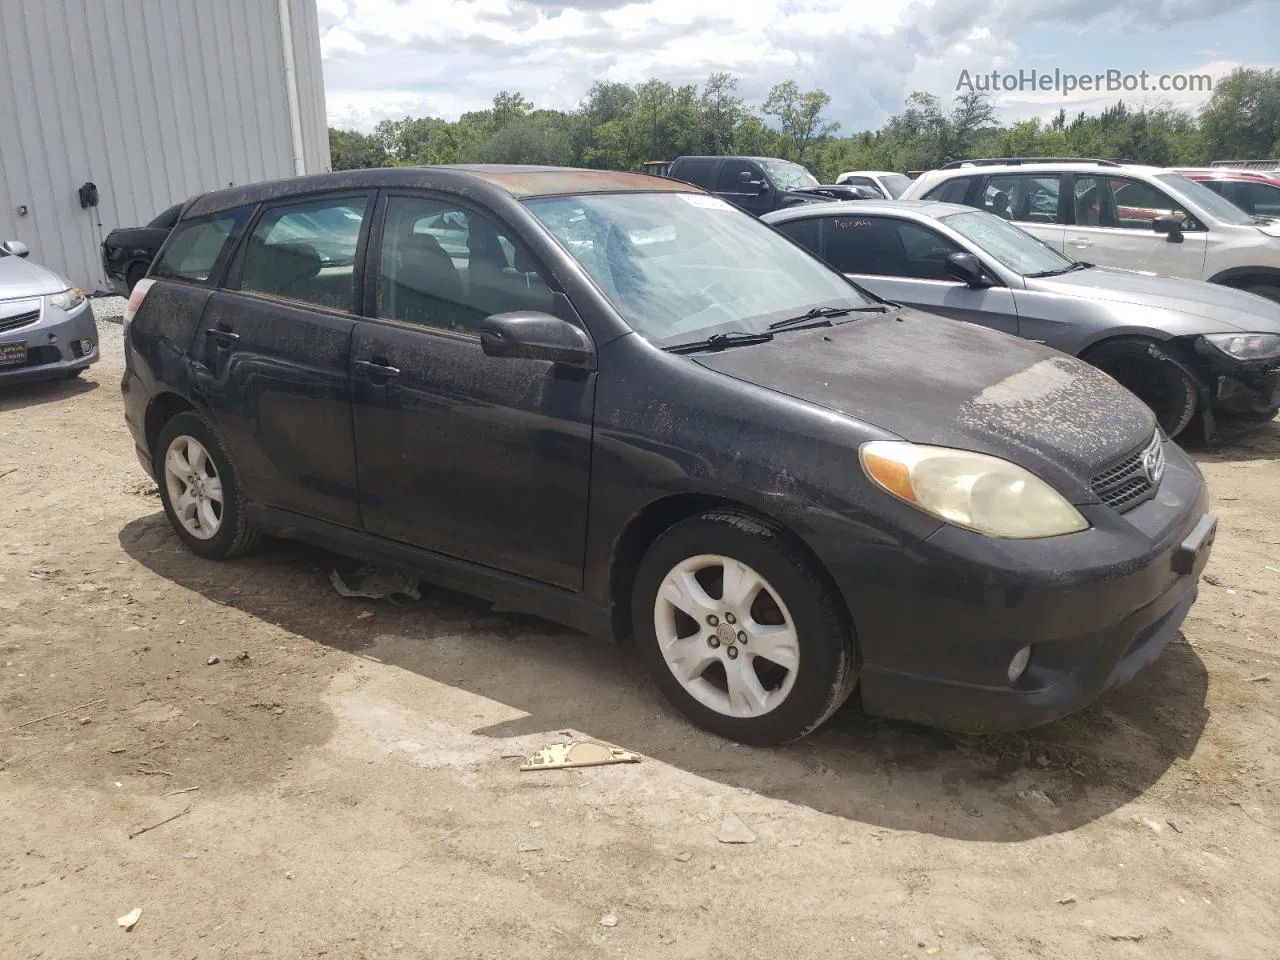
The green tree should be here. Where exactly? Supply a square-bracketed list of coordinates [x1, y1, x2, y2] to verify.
[762, 80, 839, 161]
[1199, 68, 1280, 160]
[328, 128, 387, 170]
[699, 72, 744, 154]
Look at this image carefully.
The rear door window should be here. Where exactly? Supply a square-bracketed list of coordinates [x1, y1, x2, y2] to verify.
[819, 215, 905, 275]
[237, 195, 372, 311]
[151, 209, 251, 285]
[982, 175, 1062, 223]
[673, 158, 718, 189]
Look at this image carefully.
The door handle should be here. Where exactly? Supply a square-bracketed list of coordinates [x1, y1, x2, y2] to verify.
[205, 327, 240, 345]
[1067, 237, 1095, 248]
[354, 359, 401, 380]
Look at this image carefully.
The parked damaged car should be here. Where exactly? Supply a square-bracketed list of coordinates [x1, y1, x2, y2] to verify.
[765, 200, 1280, 440]
[666, 155, 875, 215]
[102, 203, 183, 296]
[0, 240, 98, 384]
[122, 165, 1215, 744]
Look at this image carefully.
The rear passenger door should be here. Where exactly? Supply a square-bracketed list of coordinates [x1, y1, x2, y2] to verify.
[191, 192, 373, 528]
[349, 193, 594, 590]
[978, 174, 1067, 252]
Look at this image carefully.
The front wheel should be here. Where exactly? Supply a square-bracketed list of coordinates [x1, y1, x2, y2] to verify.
[1086, 338, 1199, 439]
[632, 509, 857, 745]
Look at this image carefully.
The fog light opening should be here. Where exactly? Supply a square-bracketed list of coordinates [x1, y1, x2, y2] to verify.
[80, 339, 94, 352]
[1008, 646, 1032, 684]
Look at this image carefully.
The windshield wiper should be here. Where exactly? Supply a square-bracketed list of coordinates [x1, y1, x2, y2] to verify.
[664, 331, 775, 354]
[767, 304, 886, 330]
[1026, 261, 1092, 278]
[1253, 214, 1277, 226]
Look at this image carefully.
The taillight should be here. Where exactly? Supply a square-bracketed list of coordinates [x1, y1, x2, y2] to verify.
[122, 278, 155, 334]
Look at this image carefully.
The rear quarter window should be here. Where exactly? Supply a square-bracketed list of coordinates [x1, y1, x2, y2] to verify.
[151, 209, 251, 285]
[925, 176, 976, 205]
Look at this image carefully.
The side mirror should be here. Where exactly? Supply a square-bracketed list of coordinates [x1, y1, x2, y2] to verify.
[945, 251, 991, 288]
[1152, 213, 1184, 243]
[1, 240, 31, 258]
[481, 311, 595, 369]
[738, 170, 754, 183]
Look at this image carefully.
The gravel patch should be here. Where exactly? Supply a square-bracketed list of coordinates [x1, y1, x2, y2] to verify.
[91, 294, 127, 324]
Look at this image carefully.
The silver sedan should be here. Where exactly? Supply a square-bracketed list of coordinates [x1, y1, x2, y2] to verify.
[0, 241, 99, 384]
[764, 200, 1280, 440]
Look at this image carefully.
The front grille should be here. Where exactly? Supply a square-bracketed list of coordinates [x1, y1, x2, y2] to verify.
[1091, 431, 1165, 511]
[0, 308, 40, 333]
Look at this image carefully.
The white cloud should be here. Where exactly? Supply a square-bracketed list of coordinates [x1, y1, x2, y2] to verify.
[317, 0, 1271, 132]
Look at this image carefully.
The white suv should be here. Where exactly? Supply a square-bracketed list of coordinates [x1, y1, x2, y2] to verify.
[903, 159, 1280, 302]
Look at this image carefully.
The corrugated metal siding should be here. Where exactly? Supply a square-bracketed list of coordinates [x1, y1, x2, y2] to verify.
[0, 0, 328, 292]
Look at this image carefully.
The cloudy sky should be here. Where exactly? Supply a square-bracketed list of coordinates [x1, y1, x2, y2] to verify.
[318, 0, 1280, 133]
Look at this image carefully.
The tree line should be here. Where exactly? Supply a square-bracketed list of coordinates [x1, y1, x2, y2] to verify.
[329, 67, 1280, 181]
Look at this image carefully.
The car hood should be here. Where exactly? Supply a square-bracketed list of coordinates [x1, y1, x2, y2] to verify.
[693, 308, 1155, 502]
[0, 254, 66, 298]
[1029, 266, 1280, 332]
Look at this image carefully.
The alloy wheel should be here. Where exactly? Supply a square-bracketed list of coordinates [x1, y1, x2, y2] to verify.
[162, 435, 224, 540]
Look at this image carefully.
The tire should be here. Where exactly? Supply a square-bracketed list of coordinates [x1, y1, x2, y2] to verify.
[1244, 283, 1280, 305]
[153, 411, 262, 560]
[125, 261, 147, 295]
[631, 509, 857, 745]
[1086, 338, 1199, 439]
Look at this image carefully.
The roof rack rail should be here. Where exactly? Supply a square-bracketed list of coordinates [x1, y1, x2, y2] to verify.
[937, 157, 1123, 169]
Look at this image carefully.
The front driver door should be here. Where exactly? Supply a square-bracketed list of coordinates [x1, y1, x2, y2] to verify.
[801, 213, 1019, 335]
[1065, 175, 1209, 278]
[349, 193, 595, 589]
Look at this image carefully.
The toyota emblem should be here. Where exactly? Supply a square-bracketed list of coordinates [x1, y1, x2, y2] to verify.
[1141, 445, 1164, 487]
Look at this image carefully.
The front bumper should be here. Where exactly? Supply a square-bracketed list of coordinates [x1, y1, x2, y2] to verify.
[1210, 362, 1280, 418]
[0, 299, 99, 384]
[833, 441, 1213, 733]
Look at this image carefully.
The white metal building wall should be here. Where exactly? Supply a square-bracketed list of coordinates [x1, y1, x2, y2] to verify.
[0, 0, 330, 292]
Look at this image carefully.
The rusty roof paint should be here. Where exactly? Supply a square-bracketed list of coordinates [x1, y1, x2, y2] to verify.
[455, 166, 703, 198]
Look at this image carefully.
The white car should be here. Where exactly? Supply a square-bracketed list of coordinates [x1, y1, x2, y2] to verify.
[902, 159, 1280, 303]
[834, 170, 914, 198]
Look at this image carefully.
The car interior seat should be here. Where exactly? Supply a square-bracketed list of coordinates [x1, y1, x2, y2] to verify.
[388, 219, 466, 328]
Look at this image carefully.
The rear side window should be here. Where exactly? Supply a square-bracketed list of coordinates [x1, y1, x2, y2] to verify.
[238, 195, 370, 311]
[924, 176, 974, 205]
[673, 158, 718, 189]
[774, 217, 820, 252]
[818, 215, 960, 280]
[151, 209, 250, 284]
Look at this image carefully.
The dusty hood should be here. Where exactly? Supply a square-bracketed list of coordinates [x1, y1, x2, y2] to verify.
[1029, 266, 1280, 333]
[0, 254, 66, 299]
[694, 308, 1155, 502]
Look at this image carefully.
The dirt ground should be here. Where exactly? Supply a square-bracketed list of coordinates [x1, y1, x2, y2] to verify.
[2, 299, 1278, 959]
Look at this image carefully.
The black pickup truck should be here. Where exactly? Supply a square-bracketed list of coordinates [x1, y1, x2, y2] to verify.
[665, 156, 872, 215]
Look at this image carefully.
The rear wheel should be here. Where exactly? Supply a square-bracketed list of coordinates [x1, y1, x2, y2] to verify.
[632, 509, 857, 745]
[1086, 339, 1199, 439]
[125, 261, 147, 295]
[154, 411, 261, 560]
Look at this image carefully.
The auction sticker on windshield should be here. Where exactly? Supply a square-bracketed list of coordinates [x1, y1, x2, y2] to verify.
[679, 194, 734, 210]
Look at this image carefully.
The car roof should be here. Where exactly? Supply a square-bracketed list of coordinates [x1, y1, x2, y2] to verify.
[838, 170, 901, 177]
[763, 198, 971, 223]
[1175, 167, 1280, 182]
[183, 165, 700, 219]
[933, 161, 1164, 176]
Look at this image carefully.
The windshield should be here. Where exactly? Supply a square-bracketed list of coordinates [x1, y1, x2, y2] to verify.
[942, 209, 1076, 276]
[760, 160, 819, 191]
[1155, 172, 1255, 225]
[881, 174, 913, 199]
[524, 192, 874, 345]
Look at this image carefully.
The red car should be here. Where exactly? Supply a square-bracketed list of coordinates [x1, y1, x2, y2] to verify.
[1175, 168, 1280, 219]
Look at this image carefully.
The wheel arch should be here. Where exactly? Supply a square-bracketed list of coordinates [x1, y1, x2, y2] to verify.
[144, 391, 198, 464]
[1206, 265, 1280, 290]
[607, 492, 856, 647]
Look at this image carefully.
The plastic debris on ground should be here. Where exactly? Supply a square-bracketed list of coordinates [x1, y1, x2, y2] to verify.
[330, 564, 422, 601]
[117, 907, 142, 931]
[519, 739, 640, 772]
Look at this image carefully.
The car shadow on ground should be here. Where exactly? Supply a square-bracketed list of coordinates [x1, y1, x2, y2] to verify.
[0, 374, 98, 412]
[120, 513, 1210, 843]
[1194, 416, 1280, 464]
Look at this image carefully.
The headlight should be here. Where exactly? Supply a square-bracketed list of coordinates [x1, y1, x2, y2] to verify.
[860, 441, 1089, 539]
[1198, 332, 1280, 361]
[49, 287, 85, 311]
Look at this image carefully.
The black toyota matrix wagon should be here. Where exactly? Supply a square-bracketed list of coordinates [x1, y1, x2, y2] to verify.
[121, 165, 1216, 745]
